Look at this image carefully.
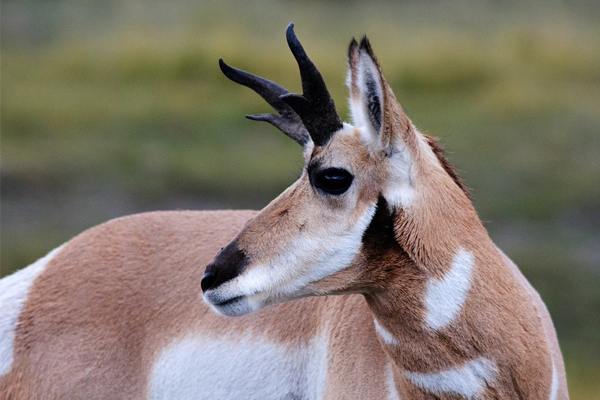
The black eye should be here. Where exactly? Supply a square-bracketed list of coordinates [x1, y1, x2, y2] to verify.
[312, 168, 354, 195]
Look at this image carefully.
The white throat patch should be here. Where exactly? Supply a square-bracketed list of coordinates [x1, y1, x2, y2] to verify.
[374, 318, 399, 346]
[424, 248, 475, 330]
[404, 357, 497, 399]
[385, 362, 402, 400]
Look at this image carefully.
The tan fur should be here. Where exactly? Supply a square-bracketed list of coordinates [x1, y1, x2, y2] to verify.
[1, 211, 565, 399]
[1, 211, 250, 398]
[201, 36, 568, 398]
[1, 211, 403, 399]
[1, 31, 568, 399]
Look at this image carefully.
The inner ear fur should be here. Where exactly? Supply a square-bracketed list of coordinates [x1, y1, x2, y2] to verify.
[348, 37, 413, 153]
[348, 38, 383, 137]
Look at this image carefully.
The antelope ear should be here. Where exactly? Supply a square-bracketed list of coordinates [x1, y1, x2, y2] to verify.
[347, 37, 411, 154]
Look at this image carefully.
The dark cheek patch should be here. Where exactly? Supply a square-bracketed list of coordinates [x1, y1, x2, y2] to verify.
[361, 196, 397, 256]
[360, 197, 416, 285]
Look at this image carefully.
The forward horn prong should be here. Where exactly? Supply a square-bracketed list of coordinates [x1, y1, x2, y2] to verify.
[219, 58, 310, 147]
[219, 23, 343, 148]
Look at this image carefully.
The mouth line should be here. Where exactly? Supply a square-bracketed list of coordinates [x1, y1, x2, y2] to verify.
[213, 295, 244, 307]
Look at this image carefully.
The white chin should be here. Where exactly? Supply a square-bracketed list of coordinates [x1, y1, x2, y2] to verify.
[204, 295, 258, 317]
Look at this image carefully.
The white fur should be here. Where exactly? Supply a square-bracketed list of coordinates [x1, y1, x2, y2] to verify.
[149, 334, 328, 400]
[374, 318, 399, 346]
[424, 248, 474, 330]
[347, 47, 384, 153]
[0, 246, 62, 375]
[382, 145, 416, 207]
[205, 204, 377, 316]
[415, 131, 445, 166]
[350, 98, 369, 138]
[549, 363, 558, 400]
[335, 123, 358, 137]
[350, 50, 384, 140]
[347, 47, 416, 209]
[385, 362, 401, 400]
[404, 357, 497, 399]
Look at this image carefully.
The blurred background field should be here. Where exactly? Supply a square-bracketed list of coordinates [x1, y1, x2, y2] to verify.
[1, 0, 599, 397]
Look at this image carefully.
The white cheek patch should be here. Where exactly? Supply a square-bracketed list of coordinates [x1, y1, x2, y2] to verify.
[424, 248, 475, 330]
[404, 357, 497, 399]
[217, 204, 377, 307]
[0, 246, 63, 376]
[149, 334, 328, 400]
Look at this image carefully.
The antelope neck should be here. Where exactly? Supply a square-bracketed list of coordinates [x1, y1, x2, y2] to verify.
[361, 204, 491, 374]
[363, 243, 502, 399]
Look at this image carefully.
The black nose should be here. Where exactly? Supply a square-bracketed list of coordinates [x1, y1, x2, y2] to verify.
[201, 272, 218, 292]
[201, 240, 250, 293]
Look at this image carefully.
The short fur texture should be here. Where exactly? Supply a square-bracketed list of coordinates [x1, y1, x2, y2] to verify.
[0, 26, 568, 399]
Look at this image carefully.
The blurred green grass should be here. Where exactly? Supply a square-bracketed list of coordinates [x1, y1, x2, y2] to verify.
[2, 1, 600, 397]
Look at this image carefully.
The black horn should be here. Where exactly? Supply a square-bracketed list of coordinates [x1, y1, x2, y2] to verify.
[219, 59, 310, 146]
[281, 23, 344, 147]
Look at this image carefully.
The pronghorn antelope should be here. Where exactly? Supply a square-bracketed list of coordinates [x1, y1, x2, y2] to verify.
[0, 23, 568, 399]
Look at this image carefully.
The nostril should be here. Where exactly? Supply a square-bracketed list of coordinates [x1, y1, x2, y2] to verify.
[201, 272, 218, 292]
[202, 241, 249, 294]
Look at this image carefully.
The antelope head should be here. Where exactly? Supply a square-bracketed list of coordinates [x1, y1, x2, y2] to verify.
[202, 24, 473, 317]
